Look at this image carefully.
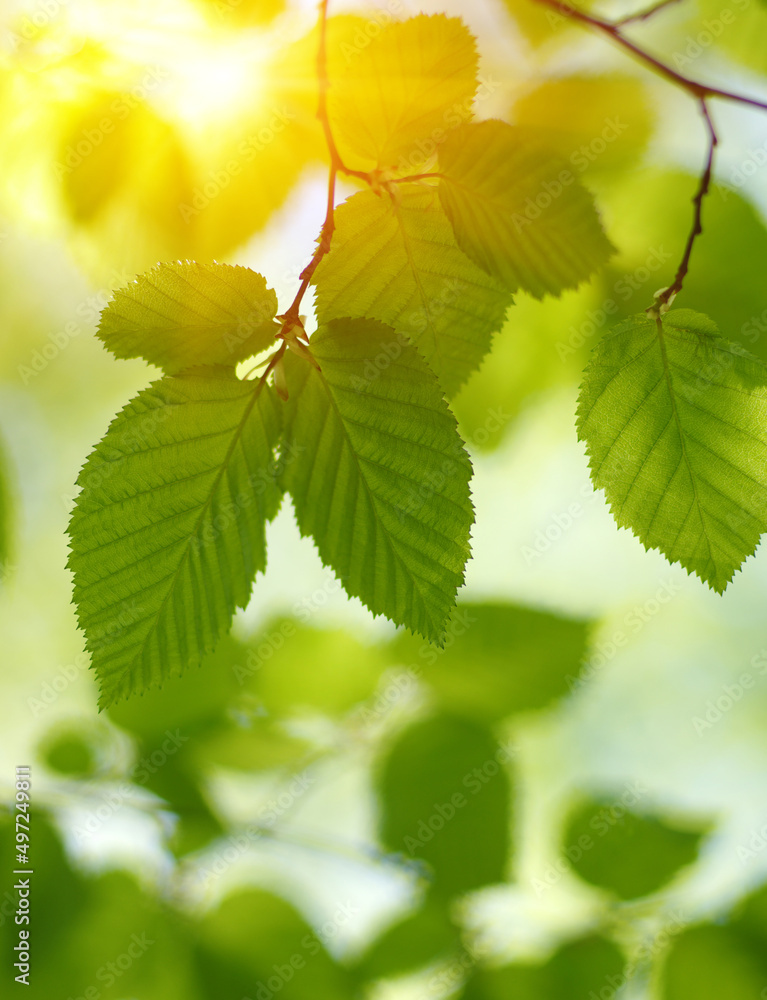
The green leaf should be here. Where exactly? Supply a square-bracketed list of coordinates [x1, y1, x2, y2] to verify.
[438, 120, 614, 298]
[564, 797, 706, 899]
[239, 617, 388, 717]
[662, 886, 767, 1000]
[98, 262, 279, 372]
[662, 923, 767, 1000]
[0, 434, 11, 579]
[281, 318, 473, 643]
[389, 602, 591, 723]
[195, 889, 355, 1000]
[601, 171, 767, 362]
[377, 713, 512, 898]
[354, 898, 460, 981]
[577, 309, 767, 592]
[68, 371, 282, 706]
[106, 633, 247, 739]
[462, 935, 625, 999]
[313, 185, 512, 395]
[510, 74, 653, 175]
[327, 14, 478, 172]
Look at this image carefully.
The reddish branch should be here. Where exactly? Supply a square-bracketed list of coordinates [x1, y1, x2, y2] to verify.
[531, 0, 767, 307]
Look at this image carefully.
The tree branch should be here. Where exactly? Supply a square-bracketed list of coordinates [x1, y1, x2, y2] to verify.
[532, 0, 767, 111]
[615, 0, 687, 27]
[654, 99, 718, 311]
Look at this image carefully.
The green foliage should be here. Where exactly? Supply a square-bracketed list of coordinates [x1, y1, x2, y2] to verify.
[313, 185, 511, 394]
[438, 120, 615, 298]
[353, 899, 461, 981]
[97, 263, 278, 372]
[281, 318, 473, 643]
[564, 798, 706, 899]
[377, 713, 512, 898]
[661, 889, 767, 1000]
[238, 617, 388, 717]
[327, 14, 478, 172]
[510, 75, 653, 175]
[39, 729, 98, 777]
[604, 172, 767, 357]
[461, 934, 626, 999]
[578, 309, 767, 592]
[195, 890, 355, 1000]
[68, 372, 282, 705]
[0, 435, 10, 577]
[389, 602, 591, 722]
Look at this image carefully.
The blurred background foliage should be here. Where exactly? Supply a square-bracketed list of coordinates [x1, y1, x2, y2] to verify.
[1, 0, 767, 998]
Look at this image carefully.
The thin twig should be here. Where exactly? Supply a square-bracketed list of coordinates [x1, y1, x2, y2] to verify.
[615, 0, 686, 27]
[654, 99, 718, 310]
[533, 0, 767, 111]
[280, 0, 350, 330]
[531, 0, 765, 311]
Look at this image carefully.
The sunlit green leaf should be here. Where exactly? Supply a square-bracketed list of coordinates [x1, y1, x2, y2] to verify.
[578, 309, 767, 591]
[68, 372, 283, 705]
[438, 120, 614, 298]
[281, 318, 474, 643]
[98, 262, 279, 372]
[313, 185, 511, 395]
[328, 14, 478, 172]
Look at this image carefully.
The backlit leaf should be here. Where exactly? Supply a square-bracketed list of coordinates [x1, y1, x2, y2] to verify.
[98, 262, 278, 372]
[68, 371, 282, 705]
[281, 318, 474, 643]
[578, 309, 767, 591]
[327, 14, 478, 172]
[438, 120, 614, 298]
[313, 185, 512, 395]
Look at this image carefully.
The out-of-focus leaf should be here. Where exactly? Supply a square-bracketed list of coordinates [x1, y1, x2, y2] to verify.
[662, 923, 767, 1000]
[38, 727, 99, 778]
[239, 618, 388, 718]
[501, 0, 577, 48]
[107, 634, 245, 741]
[195, 890, 355, 1000]
[564, 797, 706, 899]
[327, 14, 478, 173]
[353, 897, 461, 981]
[511, 75, 653, 175]
[377, 713, 512, 898]
[603, 172, 767, 360]
[461, 934, 626, 999]
[694, 0, 767, 75]
[0, 819, 200, 999]
[59, 92, 134, 222]
[142, 754, 224, 857]
[451, 283, 601, 450]
[390, 603, 591, 723]
[438, 121, 614, 298]
[662, 885, 767, 998]
[0, 436, 11, 578]
[194, 723, 310, 772]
